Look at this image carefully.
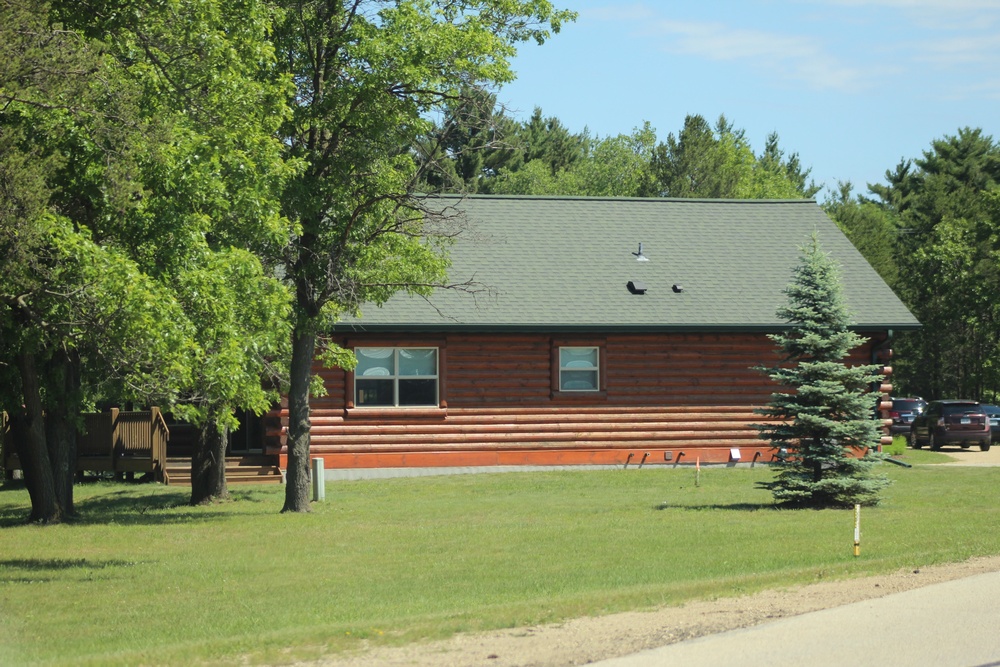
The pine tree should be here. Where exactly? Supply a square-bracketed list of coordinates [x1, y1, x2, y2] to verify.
[756, 235, 890, 507]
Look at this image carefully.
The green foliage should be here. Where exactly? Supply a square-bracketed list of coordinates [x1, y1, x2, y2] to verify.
[653, 114, 748, 198]
[0, 1, 193, 410]
[756, 235, 890, 507]
[412, 86, 523, 193]
[824, 181, 900, 287]
[276, 0, 556, 316]
[758, 131, 822, 198]
[1, 0, 303, 510]
[421, 109, 817, 199]
[578, 123, 660, 196]
[867, 128, 1000, 401]
[652, 114, 814, 199]
[486, 157, 571, 194]
[885, 435, 907, 456]
[169, 249, 291, 431]
[46, 219, 195, 406]
[486, 122, 659, 197]
[517, 107, 588, 176]
[104, 0, 297, 440]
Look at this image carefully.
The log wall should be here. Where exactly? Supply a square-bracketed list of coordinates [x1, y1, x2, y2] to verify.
[267, 332, 890, 469]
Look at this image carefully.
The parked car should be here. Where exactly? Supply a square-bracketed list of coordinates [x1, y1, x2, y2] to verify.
[887, 397, 927, 435]
[981, 404, 1000, 441]
[909, 400, 991, 451]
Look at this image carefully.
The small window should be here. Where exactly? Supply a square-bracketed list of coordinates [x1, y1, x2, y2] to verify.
[559, 346, 599, 391]
[355, 347, 438, 407]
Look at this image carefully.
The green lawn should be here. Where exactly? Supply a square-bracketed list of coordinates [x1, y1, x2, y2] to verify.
[2, 462, 999, 666]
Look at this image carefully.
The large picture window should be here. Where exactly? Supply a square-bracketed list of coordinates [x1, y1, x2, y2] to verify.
[559, 346, 599, 391]
[355, 347, 439, 407]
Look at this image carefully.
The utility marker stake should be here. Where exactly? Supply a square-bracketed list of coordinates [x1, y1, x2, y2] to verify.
[312, 458, 326, 502]
[853, 503, 861, 556]
[695, 457, 701, 487]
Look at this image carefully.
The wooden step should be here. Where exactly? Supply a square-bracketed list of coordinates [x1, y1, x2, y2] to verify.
[164, 457, 283, 486]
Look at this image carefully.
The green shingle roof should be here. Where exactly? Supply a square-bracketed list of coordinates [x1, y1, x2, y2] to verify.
[337, 195, 920, 333]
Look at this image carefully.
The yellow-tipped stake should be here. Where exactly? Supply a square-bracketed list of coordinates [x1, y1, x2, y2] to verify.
[695, 456, 701, 487]
[854, 504, 861, 557]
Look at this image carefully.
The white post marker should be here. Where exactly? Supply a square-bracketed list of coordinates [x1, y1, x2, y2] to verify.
[854, 503, 861, 557]
[312, 457, 325, 502]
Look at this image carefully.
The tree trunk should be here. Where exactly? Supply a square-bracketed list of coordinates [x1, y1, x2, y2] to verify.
[190, 414, 229, 505]
[45, 349, 80, 517]
[45, 410, 76, 515]
[16, 351, 61, 524]
[282, 326, 315, 513]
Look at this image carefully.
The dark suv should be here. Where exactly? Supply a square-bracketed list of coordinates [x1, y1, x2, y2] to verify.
[909, 400, 991, 451]
[887, 397, 927, 435]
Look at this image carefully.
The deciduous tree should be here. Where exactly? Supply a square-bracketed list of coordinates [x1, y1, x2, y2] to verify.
[272, 0, 574, 512]
[0, 0, 164, 522]
[2, 0, 296, 518]
[93, 0, 296, 504]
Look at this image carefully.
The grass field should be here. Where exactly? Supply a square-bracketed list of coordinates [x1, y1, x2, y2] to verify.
[1, 455, 996, 665]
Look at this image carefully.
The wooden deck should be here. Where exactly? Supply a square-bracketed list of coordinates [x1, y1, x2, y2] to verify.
[3, 408, 170, 482]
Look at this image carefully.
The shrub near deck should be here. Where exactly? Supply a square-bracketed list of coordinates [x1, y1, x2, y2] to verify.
[2, 466, 1000, 666]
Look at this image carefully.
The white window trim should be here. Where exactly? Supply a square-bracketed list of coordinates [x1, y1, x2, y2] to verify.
[354, 347, 439, 407]
[558, 346, 600, 392]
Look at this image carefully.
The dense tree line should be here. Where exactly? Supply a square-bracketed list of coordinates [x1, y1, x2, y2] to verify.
[826, 129, 1000, 402]
[414, 104, 820, 199]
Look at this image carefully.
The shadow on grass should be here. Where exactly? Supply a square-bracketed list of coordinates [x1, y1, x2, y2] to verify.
[74, 489, 276, 525]
[0, 557, 150, 584]
[75, 489, 196, 521]
[0, 484, 275, 527]
[1, 557, 142, 570]
[654, 501, 775, 511]
[229, 488, 277, 503]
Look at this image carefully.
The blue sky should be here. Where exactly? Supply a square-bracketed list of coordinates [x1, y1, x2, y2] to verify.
[498, 0, 1000, 199]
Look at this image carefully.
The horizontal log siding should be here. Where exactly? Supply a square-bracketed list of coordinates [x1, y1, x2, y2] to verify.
[447, 335, 551, 404]
[269, 332, 884, 468]
[605, 334, 779, 404]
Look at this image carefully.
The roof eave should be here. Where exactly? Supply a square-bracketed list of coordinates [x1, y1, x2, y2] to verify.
[331, 322, 922, 335]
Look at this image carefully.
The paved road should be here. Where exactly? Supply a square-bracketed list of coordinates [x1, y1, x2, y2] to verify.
[592, 559, 1000, 666]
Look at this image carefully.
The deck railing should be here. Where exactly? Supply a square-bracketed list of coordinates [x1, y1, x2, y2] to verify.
[2, 408, 170, 482]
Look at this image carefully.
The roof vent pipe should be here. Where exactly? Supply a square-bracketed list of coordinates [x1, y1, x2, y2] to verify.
[627, 280, 647, 295]
[633, 243, 649, 262]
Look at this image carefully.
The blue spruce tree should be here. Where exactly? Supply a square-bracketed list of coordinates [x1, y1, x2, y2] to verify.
[756, 235, 890, 507]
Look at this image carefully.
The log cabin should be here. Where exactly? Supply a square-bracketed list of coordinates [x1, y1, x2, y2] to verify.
[266, 195, 920, 474]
